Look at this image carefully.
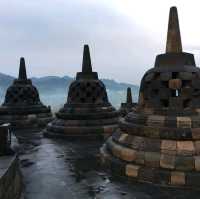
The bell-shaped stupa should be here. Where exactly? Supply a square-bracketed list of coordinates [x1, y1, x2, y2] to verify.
[119, 87, 137, 116]
[0, 58, 52, 130]
[101, 7, 200, 188]
[44, 45, 119, 138]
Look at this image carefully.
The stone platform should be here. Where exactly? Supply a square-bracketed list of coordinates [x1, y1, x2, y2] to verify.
[0, 133, 22, 199]
[14, 130, 200, 199]
[0, 155, 22, 199]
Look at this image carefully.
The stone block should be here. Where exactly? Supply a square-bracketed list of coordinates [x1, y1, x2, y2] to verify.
[175, 156, 194, 171]
[192, 128, 200, 139]
[131, 136, 145, 150]
[179, 72, 193, 80]
[177, 117, 191, 128]
[159, 88, 170, 99]
[177, 141, 194, 155]
[118, 133, 129, 143]
[160, 72, 172, 81]
[194, 141, 200, 154]
[181, 87, 192, 99]
[154, 169, 170, 185]
[147, 115, 165, 127]
[194, 156, 200, 171]
[171, 171, 185, 185]
[145, 152, 160, 167]
[125, 164, 140, 177]
[170, 98, 183, 109]
[161, 140, 176, 151]
[143, 126, 160, 138]
[138, 167, 155, 183]
[168, 79, 182, 89]
[186, 172, 200, 187]
[144, 138, 161, 152]
[120, 147, 137, 162]
[160, 154, 175, 169]
[135, 151, 145, 164]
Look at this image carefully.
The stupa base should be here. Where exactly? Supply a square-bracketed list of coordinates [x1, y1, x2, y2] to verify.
[43, 118, 118, 139]
[100, 131, 200, 189]
[0, 112, 52, 130]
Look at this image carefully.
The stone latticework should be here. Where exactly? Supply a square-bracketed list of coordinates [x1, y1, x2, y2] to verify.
[119, 87, 137, 117]
[0, 58, 52, 130]
[44, 45, 119, 138]
[101, 7, 200, 188]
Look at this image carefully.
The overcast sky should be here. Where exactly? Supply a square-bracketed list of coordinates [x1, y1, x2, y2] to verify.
[0, 0, 200, 84]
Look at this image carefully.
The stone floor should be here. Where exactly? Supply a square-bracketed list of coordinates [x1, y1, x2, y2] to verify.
[15, 130, 200, 199]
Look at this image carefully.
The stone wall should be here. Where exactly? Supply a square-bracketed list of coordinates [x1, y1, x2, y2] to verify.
[0, 155, 22, 199]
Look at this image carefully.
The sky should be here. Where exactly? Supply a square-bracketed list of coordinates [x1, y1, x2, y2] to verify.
[0, 0, 200, 85]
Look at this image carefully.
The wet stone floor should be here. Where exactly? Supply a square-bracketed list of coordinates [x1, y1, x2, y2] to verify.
[14, 130, 200, 199]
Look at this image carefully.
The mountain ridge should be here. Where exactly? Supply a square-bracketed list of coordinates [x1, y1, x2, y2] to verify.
[0, 72, 139, 110]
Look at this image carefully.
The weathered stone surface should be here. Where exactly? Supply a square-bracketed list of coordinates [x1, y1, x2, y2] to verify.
[186, 172, 200, 187]
[175, 156, 194, 171]
[160, 154, 175, 169]
[101, 6, 200, 188]
[118, 133, 129, 143]
[147, 115, 165, 127]
[161, 140, 176, 151]
[168, 79, 182, 89]
[194, 141, 200, 154]
[171, 171, 185, 185]
[120, 147, 137, 162]
[192, 128, 200, 139]
[194, 156, 200, 171]
[145, 152, 160, 167]
[177, 117, 192, 128]
[177, 141, 195, 155]
[135, 151, 145, 164]
[125, 164, 140, 177]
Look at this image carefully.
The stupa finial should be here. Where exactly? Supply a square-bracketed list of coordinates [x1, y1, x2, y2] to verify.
[18, 57, 27, 80]
[126, 87, 133, 104]
[166, 6, 182, 53]
[82, 45, 92, 73]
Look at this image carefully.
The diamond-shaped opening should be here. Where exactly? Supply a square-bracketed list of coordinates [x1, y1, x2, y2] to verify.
[183, 99, 191, 108]
[172, 72, 178, 79]
[161, 99, 169, 107]
[80, 97, 85, 103]
[162, 81, 168, 88]
[154, 72, 160, 80]
[182, 80, 192, 87]
[171, 89, 180, 97]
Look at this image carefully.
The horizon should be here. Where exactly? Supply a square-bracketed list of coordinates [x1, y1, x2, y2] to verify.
[1, 0, 200, 84]
[0, 71, 140, 86]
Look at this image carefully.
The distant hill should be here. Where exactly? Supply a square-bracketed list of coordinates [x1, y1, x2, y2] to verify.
[0, 73, 139, 111]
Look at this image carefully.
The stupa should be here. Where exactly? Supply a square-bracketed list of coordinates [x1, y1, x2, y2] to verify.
[44, 45, 119, 138]
[0, 58, 52, 130]
[101, 7, 200, 188]
[119, 87, 136, 116]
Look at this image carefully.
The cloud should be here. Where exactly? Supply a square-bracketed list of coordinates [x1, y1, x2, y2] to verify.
[0, 0, 199, 85]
